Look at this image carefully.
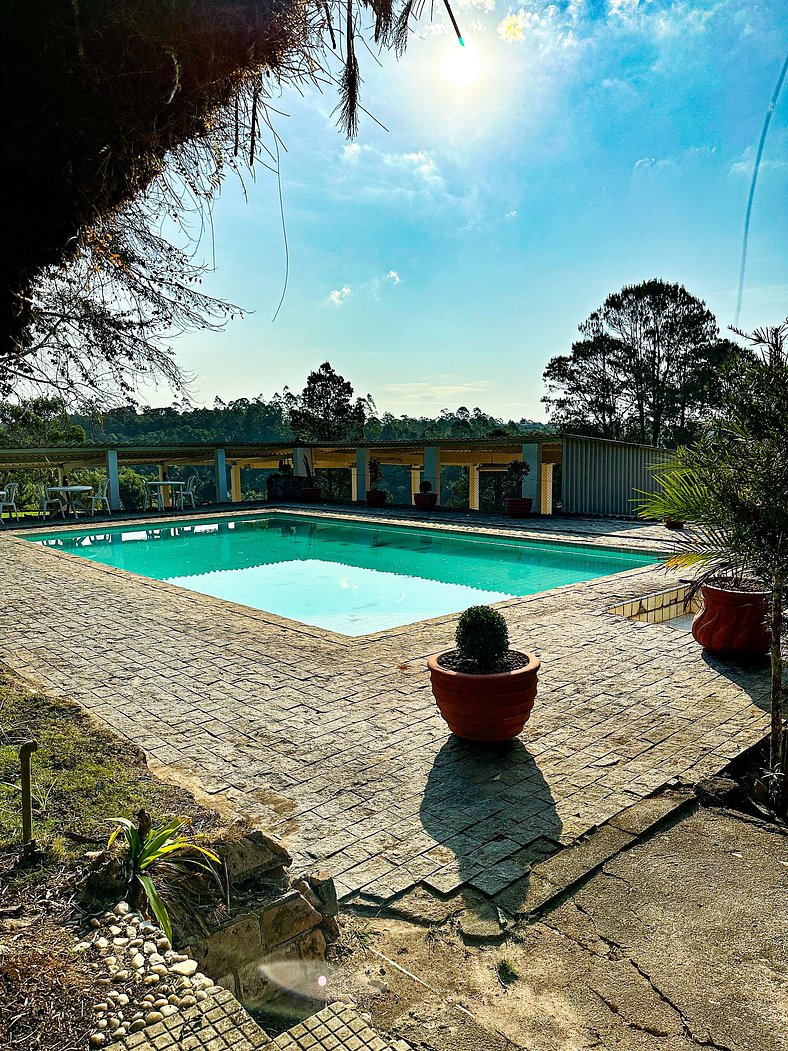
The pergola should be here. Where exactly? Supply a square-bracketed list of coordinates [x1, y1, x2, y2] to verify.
[0, 434, 670, 517]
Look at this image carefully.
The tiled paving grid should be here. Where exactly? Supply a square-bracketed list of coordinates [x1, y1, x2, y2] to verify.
[0, 508, 770, 906]
[112, 989, 411, 1051]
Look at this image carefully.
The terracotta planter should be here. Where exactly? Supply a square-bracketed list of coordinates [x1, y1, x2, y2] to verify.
[504, 497, 533, 518]
[692, 584, 771, 656]
[298, 486, 322, 503]
[366, 489, 387, 508]
[414, 492, 438, 511]
[428, 652, 540, 742]
[664, 519, 685, 530]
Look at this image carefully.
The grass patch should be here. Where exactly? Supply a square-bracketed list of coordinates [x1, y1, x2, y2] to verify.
[0, 674, 217, 865]
[495, 957, 521, 986]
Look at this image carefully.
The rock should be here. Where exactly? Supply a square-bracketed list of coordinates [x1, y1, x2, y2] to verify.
[113, 938, 130, 947]
[143, 974, 160, 985]
[95, 937, 109, 950]
[115, 993, 129, 1006]
[108, 1016, 120, 1028]
[171, 959, 198, 977]
[114, 902, 130, 917]
[151, 964, 168, 976]
[149, 952, 165, 965]
[457, 891, 506, 943]
[143, 940, 157, 955]
[94, 1003, 108, 1013]
[156, 937, 171, 952]
[111, 1029, 126, 1040]
[89, 1033, 105, 1046]
[696, 776, 742, 807]
[131, 953, 145, 969]
[109, 926, 122, 936]
[320, 916, 340, 943]
[161, 1005, 178, 1018]
[75, 941, 91, 953]
[179, 995, 196, 1008]
[145, 1011, 163, 1024]
[195, 990, 208, 1002]
[293, 878, 323, 912]
[128, 1020, 144, 1034]
[89, 918, 101, 929]
[113, 970, 130, 982]
[128, 938, 143, 948]
[261, 891, 323, 948]
[97, 1019, 108, 1030]
[219, 827, 291, 884]
[308, 872, 339, 917]
[142, 994, 155, 1005]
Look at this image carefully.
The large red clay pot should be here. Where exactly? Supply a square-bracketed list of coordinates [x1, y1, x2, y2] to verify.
[428, 652, 540, 742]
[692, 584, 771, 656]
[414, 492, 438, 511]
[504, 497, 533, 518]
[366, 489, 387, 507]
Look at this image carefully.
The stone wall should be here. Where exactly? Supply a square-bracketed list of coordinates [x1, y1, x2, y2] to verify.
[188, 827, 339, 1009]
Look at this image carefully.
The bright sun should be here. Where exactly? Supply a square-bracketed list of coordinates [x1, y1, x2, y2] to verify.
[442, 41, 483, 88]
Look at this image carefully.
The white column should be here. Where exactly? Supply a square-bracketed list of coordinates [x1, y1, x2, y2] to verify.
[350, 467, 358, 502]
[214, 448, 229, 503]
[292, 447, 313, 478]
[410, 467, 421, 501]
[355, 448, 370, 498]
[57, 465, 66, 486]
[521, 443, 542, 511]
[423, 446, 441, 504]
[105, 449, 121, 511]
[230, 464, 242, 503]
[469, 465, 480, 511]
[540, 463, 554, 515]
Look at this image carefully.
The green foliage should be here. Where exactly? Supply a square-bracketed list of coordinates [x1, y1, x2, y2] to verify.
[507, 459, 530, 480]
[0, 398, 85, 448]
[368, 458, 384, 489]
[455, 606, 510, 671]
[496, 957, 520, 985]
[542, 279, 744, 447]
[107, 812, 220, 942]
[289, 362, 373, 443]
[638, 321, 788, 809]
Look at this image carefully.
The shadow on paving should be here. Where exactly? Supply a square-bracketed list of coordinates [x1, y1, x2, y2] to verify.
[701, 651, 772, 713]
[418, 737, 562, 906]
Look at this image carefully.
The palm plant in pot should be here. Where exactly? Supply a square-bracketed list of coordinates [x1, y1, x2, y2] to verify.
[366, 458, 387, 507]
[504, 460, 532, 517]
[637, 321, 788, 814]
[428, 606, 540, 742]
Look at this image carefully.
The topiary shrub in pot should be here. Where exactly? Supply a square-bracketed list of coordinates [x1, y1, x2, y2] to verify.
[366, 458, 387, 507]
[414, 478, 438, 511]
[428, 606, 540, 742]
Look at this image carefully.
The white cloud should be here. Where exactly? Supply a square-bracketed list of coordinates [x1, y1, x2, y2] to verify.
[457, 0, 496, 11]
[505, 209, 518, 218]
[496, 4, 580, 49]
[328, 286, 352, 305]
[342, 143, 362, 163]
[633, 156, 675, 171]
[729, 145, 788, 177]
[384, 381, 492, 402]
[386, 270, 401, 284]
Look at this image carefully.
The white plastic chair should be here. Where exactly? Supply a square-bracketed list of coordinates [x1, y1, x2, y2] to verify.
[175, 476, 197, 511]
[85, 478, 111, 516]
[0, 482, 20, 522]
[144, 482, 163, 511]
[39, 486, 65, 520]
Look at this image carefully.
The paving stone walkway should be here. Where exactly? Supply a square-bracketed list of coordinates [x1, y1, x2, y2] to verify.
[0, 509, 770, 906]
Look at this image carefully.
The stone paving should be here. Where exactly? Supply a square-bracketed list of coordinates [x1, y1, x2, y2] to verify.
[0, 508, 770, 907]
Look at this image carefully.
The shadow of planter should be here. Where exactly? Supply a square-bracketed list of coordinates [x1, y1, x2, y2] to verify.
[417, 737, 562, 916]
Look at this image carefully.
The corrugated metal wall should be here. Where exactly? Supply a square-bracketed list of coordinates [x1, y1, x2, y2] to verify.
[562, 436, 672, 517]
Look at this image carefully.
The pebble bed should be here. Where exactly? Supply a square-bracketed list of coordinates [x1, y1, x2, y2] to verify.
[73, 901, 223, 1046]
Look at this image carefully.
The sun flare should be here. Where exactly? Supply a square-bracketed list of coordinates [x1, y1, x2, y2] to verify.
[442, 41, 483, 88]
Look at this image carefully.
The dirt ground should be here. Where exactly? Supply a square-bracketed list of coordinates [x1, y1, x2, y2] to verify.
[325, 806, 788, 1051]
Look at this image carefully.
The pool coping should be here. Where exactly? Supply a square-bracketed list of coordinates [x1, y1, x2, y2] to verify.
[9, 506, 674, 647]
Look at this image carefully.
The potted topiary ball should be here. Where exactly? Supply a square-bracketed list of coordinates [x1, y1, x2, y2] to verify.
[414, 478, 438, 511]
[366, 458, 387, 507]
[428, 606, 540, 742]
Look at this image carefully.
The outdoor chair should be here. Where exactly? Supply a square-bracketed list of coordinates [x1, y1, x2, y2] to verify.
[38, 486, 66, 520]
[0, 482, 20, 522]
[84, 478, 111, 516]
[144, 482, 163, 512]
[175, 475, 197, 511]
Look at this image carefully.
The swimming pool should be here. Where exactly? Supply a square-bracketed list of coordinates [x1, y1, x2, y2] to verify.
[30, 513, 657, 635]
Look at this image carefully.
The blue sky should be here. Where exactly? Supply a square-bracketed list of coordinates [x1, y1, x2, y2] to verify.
[156, 0, 787, 421]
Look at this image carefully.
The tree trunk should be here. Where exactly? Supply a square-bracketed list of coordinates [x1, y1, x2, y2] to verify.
[769, 575, 785, 813]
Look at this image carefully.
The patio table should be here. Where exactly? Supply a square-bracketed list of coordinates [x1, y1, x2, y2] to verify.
[144, 479, 185, 511]
[47, 485, 93, 518]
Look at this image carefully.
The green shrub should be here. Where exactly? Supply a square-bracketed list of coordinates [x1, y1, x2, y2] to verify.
[455, 606, 509, 671]
[368, 458, 384, 489]
[118, 468, 147, 511]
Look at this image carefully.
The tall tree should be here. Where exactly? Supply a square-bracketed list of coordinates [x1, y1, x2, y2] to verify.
[542, 280, 742, 447]
[289, 363, 374, 443]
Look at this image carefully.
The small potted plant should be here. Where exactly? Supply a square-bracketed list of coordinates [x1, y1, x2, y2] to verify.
[504, 460, 533, 517]
[414, 478, 438, 511]
[428, 606, 540, 742]
[366, 458, 387, 507]
[297, 455, 322, 503]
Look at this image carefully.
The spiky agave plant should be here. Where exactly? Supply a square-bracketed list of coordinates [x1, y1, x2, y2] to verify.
[108, 811, 220, 942]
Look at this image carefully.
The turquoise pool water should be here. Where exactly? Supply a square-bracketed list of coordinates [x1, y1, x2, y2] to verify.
[30, 514, 657, 636]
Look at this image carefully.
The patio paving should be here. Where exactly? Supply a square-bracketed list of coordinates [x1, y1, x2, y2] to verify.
[0, 509, 770, 905]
